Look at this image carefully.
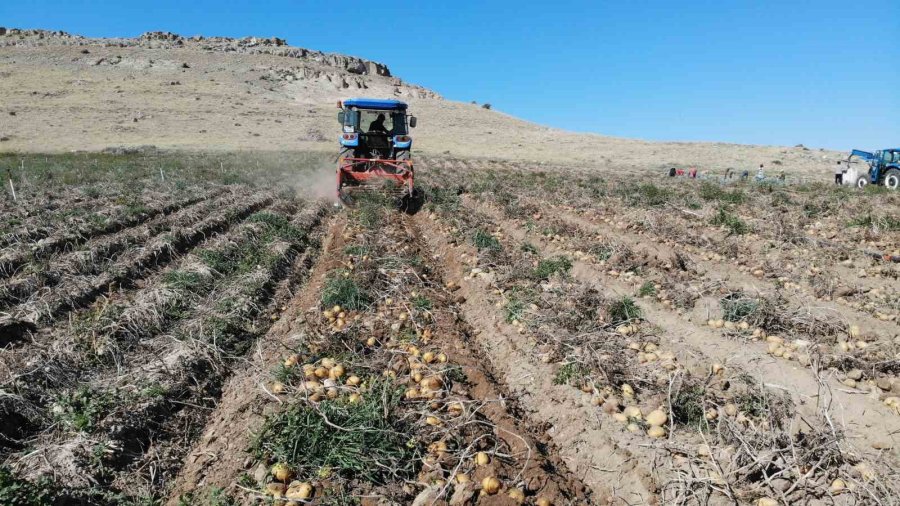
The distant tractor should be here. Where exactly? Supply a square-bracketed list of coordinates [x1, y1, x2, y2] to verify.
[844, 148, 900, 189]
[336, 98, 423, 210]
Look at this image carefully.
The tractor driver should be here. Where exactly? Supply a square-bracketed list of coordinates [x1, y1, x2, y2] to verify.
[368, 113, 389, 134]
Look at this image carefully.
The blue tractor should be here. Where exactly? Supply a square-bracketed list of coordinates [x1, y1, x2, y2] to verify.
[336, 98, 423, 210]
[845, 148, 900, 189]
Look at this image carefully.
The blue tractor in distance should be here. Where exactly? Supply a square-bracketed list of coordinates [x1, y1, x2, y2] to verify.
[845, 148, 900, 189]
[336, 98, 423, 211]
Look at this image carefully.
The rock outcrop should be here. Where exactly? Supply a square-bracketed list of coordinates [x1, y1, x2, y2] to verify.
[0, 28, 394, 78]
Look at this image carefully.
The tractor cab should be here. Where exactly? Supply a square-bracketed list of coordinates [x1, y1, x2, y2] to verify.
[338, 98, 416, 160]
[847, 148, 900, 189]
[336, 98, 423, 210]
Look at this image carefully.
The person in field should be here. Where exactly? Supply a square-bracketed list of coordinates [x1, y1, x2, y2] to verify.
[834, 160, 844, 185]
[368, 113, 388, 134]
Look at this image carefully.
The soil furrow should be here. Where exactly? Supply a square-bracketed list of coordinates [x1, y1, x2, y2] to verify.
[0, 194, 273, 345]
[0, 188, 225, 279]
[466, 197, 900, 462]
[0, 190, 235, 310]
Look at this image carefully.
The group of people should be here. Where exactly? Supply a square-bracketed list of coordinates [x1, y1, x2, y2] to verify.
[668, 163, 785, 182]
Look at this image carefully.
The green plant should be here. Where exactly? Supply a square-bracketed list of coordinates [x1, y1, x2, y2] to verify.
[720, 293, 759, 322]
[504, 298, 526, 323]
[732, 375, 795, 431]
[589, 244, 614, 261]
[472, 229, 501, 251]
[248, 211, 305, 242]
[520, 242, 539, 255]
[607, 296, 641, 324]
[252, 380, 420, 483]
[177, 487, 236, 506]
[426, 185, 461, 212]
[531, 256, 572, 280]
[699, 182, 745, 204]
[53, 387, 115, 432]
[140, 383, 169, 398]
[848, 213, 900, 232]
[623, 183, 671, 207]
[344, 245, 369, 256]
[637, 281, 656, 297]
[355, 193, 390, 228]
[711, 208, 750, 235]
[672, 384, 708, 430]
[412, 295, 432, 311]
[0, 466, 57, 506]
[553, 362, 588, 385]
[321, 272, 370, 310]
[162, 270, 211, 292]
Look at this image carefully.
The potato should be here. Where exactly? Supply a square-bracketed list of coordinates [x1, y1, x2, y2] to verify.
[481, 476, 501, 495]
[623, 406, 642, 419]
[830, 478, 846, 493]
[647, 425, 666, 438]
[645, 409, 667, 426]
[508, 488, 526, 503]
[286, 482, 313, 499]
[475, 451, 490, 466]
[271, 463, 293, 481]
[329, 364, 345, 380]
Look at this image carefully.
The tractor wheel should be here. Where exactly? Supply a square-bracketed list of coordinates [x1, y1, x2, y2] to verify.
[883, 168, 900, 190]
[855, 175, 869, 189]
[398, 188, 425, 215]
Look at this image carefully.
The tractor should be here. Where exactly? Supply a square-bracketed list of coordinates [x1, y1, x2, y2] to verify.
[336, 98, 423, 211]
[843, 148, 900, 189]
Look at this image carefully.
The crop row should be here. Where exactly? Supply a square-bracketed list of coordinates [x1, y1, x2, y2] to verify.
[0, 200, 328, 503]
[418, 181, 900, 503]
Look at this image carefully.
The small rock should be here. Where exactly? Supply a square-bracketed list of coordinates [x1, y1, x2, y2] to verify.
[449, 482, 475, 506]
[412, 485, 442, 506]
[253, 462, 268, 485]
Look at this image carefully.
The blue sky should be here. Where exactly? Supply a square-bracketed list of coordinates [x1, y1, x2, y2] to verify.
[2, 0, 898, 150]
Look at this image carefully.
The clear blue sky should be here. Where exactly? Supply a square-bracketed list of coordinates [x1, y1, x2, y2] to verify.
[3, 0, 898, 150]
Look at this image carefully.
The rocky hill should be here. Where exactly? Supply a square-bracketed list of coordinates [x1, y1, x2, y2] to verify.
[0, 28, 843, 177]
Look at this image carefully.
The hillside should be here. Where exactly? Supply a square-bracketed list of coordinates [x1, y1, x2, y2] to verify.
[0, 28, 842, 176]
